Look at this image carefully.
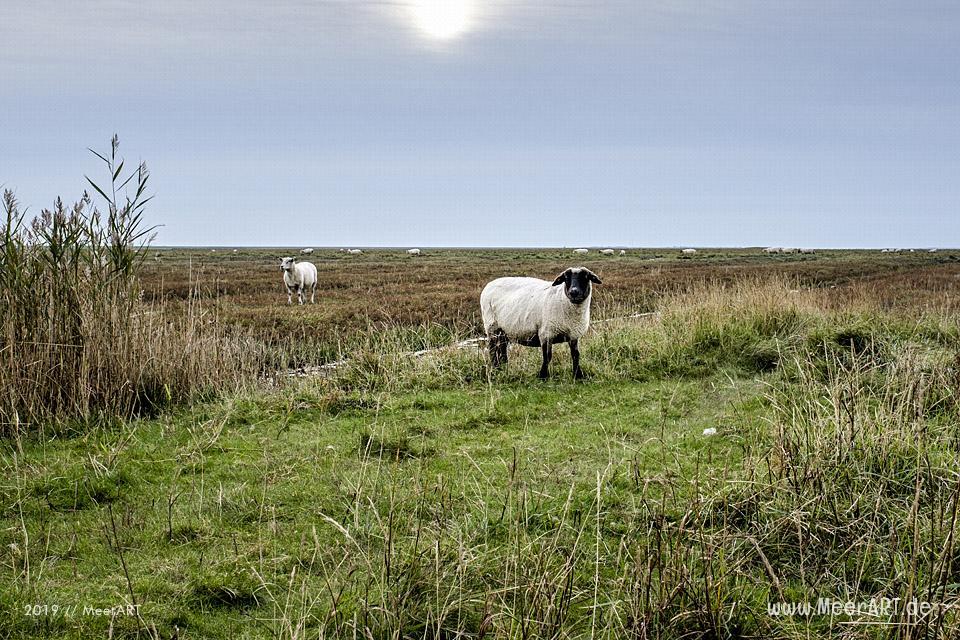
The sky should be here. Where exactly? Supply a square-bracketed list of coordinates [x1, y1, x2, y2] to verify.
[3, 0, 959, 247]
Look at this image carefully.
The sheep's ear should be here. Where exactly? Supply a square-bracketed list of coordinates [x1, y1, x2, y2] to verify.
[552, 270, 569, 286]
[586, 270, 602, 285]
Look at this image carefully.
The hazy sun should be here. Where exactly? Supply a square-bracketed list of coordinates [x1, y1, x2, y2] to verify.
[409, 0, 476, 40]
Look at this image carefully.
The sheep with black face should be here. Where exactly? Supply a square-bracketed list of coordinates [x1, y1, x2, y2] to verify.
[480, 267, 602, 379]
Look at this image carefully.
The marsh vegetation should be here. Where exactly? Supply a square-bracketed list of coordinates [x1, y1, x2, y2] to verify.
[3, 147, 960, 637]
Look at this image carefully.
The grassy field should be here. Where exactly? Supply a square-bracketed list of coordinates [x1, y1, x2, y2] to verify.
[4, 248, 960, 638]
[142, 247, 960, 364]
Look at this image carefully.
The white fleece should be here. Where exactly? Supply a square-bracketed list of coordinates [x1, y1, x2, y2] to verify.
[480, 276, 591, 344]
[281, 259, 318, 304]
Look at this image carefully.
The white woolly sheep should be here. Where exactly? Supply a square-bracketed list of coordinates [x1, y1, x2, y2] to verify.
[764, 247, 782, 254]
[800, 248, 816, 254]
[681, 248, 697, 255]
[573, 248, 589, 254]
[619, 249, 626, 255]
[347, 249, 363, 255]
[480, 267, 602, 380]
[407, 248, 421, 255]
[279, 257, 318, 305]
[600, 249, 615, 255]
[301, 248, 314, 255]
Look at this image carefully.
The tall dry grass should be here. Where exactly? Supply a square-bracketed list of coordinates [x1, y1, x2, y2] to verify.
[3, 271, 960, 637]
[247, 279, 960, 638]
[0, 137, 264, 436]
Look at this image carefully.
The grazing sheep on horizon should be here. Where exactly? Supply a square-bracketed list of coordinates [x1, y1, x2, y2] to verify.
[764, 247, 782, 254]
[301, 248, 314, 255]
[480, 267, 602, 380]
[619, 249, 626, 255]
[279, 257, 318, 305]
[681, 248, 697, 255]
[600, 248, 615, 255]
[347, 249, 363, 255]
[573, 248, 589, 254]
[800, 248, 816, 254]
[407, 248, 421, 255]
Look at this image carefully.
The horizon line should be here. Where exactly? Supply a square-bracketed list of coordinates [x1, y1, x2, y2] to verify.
[150, 245, 958, 251]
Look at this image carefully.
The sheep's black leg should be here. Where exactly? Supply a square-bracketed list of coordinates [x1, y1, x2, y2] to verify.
[489, 331, 508, 368]
[488, 333, 500, 367]
[539, 342, 552, 379]
[570, 339, 584, 379]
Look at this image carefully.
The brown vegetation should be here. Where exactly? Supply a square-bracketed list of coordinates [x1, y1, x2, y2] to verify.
[141, 247, 960, 363]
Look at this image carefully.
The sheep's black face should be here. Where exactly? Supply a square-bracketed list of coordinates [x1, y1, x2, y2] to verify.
[553, 267, 602, 305]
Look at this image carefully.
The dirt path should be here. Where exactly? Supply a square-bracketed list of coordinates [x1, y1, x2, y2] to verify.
[283, 312, 659, 378]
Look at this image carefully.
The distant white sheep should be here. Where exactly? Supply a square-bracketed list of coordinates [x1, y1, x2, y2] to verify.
[681, 248, 697, 255]
[763, 247, 782, 254]
[301, 248, 314, 255]
[600, 249, 615, 255]
[619, 250, 626, 255]
[347, 249, 363, 255]
[573, 248, 589, 254]
[279, 257, 318, 305]
[800, 248, 816, 254]
[407, 248, 421, 255]
[480, 267, 602, 379]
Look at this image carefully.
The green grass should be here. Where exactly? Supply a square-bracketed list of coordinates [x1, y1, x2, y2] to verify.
[4, 278, 960, 638]
[6, 141, 960, 638]
[2, 369, 764, 638]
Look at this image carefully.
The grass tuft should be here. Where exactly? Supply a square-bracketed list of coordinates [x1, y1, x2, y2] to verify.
[0, 139, 264, 436]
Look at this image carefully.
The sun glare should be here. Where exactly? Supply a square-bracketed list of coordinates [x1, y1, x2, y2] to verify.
[409, 0, 476, 40]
